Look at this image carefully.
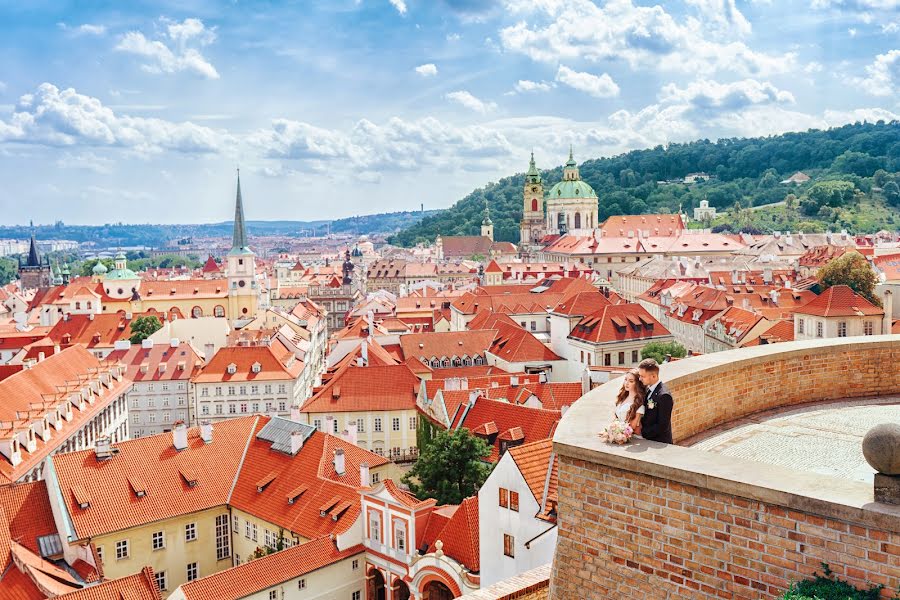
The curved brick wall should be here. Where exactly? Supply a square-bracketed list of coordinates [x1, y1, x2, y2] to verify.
[550, 336, 900, 599]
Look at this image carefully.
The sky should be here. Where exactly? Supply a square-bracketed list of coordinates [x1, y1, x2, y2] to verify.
[0, 0, 899, 226]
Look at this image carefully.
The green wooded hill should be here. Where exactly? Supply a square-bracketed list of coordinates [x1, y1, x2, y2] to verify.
[388, 121, 900, 246]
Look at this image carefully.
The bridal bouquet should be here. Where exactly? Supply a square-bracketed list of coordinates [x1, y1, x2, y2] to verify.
[599, 421, 634, 445]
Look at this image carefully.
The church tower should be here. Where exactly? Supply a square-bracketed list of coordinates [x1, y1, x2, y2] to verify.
[520, 152, 545, 249]
[226, 170, 258, 321]
[18, 234, 52, 290]
[481, 201, 494, 241]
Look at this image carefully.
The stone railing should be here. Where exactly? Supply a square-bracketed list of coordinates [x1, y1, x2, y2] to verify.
[550, 336, 900, 599]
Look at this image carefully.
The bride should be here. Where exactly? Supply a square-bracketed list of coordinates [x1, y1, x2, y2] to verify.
[614, 369, 647, 435]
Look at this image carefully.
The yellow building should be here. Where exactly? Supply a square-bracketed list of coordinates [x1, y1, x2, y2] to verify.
[45, 415, 388, 598]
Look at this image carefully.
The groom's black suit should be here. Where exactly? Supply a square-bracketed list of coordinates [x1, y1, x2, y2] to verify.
[642, 381, 674, 444]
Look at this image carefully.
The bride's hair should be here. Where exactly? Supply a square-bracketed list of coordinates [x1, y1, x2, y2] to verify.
[615, 369, 648, 424]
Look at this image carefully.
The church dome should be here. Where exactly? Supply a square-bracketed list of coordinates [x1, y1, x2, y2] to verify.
[105, 267, 139, 280]
[92, 261, 108, 275]
[547, 179, 598, 200]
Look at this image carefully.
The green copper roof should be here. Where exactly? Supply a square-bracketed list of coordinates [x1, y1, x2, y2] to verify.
[106, 268, 138, 280]
[565, 146, 577, 168]
[526, 151, 541, 184]
[547, 179, 597, 199]
[92, 261, 108, 274]
[229, 169, 254, 256]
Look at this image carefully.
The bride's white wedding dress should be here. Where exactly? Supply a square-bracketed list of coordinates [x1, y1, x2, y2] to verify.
[615, 396, 645, 424]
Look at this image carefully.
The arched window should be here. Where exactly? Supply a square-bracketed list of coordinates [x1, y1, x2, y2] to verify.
[191, 306, 203, 318]
[531, 198, 538, 212]
[574, 212, 581, 229]
[452, 357, 462, 367]
[213, 305, 225, 318]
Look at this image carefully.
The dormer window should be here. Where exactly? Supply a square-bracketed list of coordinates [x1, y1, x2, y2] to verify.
[227, 363, 237, 375]
[251, 362, 261, 374]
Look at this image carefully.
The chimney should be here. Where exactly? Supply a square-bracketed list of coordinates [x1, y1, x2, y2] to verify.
[173, 421, 188, 451]
[360, 462, 370, 486]
[742, 298, 751, 310]
[510, 376, 519, 387]
[95, 436, 113, 460]
[200, 420, 213, 444]
[142, 338, 154, 349]
[38, 352, 45, 362]
[125, 311, 132, 320]
[170, 338, 180, 347]
[325, 415, 334, 434]
[290, 430, 304, 454]
[763, 267, 773, 284]
[290, 405, 301, 422]
[561, 405, 569, 416]
[333, 448, 345, 476]
[769, 290, 780, 305]
[345, 420, 358, 446]
[63, 313, 69, 322]
[361, 340, 368, 365]
[89, 313, 94, 321]
[113, 340, 131, 351]
[884, 290, 893, 334]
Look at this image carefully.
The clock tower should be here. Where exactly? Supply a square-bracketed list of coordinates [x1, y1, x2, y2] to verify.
[226, 170, 258, 322]
[519, 152, 546, 254]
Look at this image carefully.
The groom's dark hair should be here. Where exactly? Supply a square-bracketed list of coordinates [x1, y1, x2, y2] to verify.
[638, 358, 660, 374]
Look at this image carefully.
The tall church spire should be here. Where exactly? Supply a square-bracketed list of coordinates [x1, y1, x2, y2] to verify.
[230, 169, 252, 255]
[26, 234, 41, 267]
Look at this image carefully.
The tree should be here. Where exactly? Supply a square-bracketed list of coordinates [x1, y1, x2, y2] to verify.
[80, 258, 114, 277]
[784, 193, 798, 214]
[0, 258, 17, 286]
[641, 341, 688, 364]
[401, 428, 491, 505]
[883, 181, 900, 207]
[818, 251, 882, 307]
[129, 315, 163, 344]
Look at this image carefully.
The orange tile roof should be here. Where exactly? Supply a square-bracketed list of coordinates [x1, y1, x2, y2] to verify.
[430, 365, 496, 379]
[193, 345, 302, 383]
[874, 253, 900, 281]
[54, 566, 161, 600]
[451, 277, 597, 316]
[135, 279, 228, 300]
[704, 306, 766, 343]
[568, 303, 670, 344]
[229, 420, 386, 539]
[0, 563, 47, 600]
[744, 319, 795, 346]
[399, 330, 496, 364]
[382, 479, 435, 510]
[599, 214, 685, 237]
[508, 439, 557, 521]
[484, 382, 582, 411]
[479, 318, 562, 363]
[0, 481, 56, 556]
[47, 314, 137, 349]
[106, 341, 203, 382]
[51, 417, 259, 540]
[426, 496, 479, 571]
[176, 537, 363, 600]
[550, 290, 612, 316]
[301, 363, 419, 414]
[452, 397, 560, 463]
[795, 285, 883, 317]
[417, 505, 455, 550]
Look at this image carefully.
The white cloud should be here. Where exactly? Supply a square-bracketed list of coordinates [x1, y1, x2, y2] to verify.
[856, 49, 900, 95]
[55, 151, 115, 174]
[811, 0, 900, 9]
[658, 79, 795, 110]
[58, 22, 107, 36]
[445, 90, 497, 113]
[499, 0, 796, 76]
[514, 79, 553, 93]
[446, 33, 461, 41]
[415, 63, 438, 76]
[115, 18, 219, 79]
[0, 83, 228, 154]
[389, 0, 408, 15]
[849, 27, 858, 36]
[683, 0, 752, 36]
[555, 65, 619, 98]
[249, 115, 514, 173]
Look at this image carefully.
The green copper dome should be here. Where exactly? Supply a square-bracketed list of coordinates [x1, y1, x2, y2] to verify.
[92, 261, 108, 274]
[106, 267, 138, 280]
[547, 179, 597, 199]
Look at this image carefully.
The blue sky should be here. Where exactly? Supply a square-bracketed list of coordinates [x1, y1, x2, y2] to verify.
[0, 0, 898, 225]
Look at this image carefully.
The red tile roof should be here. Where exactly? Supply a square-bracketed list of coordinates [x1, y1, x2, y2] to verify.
[744, 319, 795, 346]
[193, 345, 303, 383]
[478, 317, 562, 363]
[301, 363, 419, 414]
[51, 417, 259, 540]
[176, 537, 363, 600]
[46, 314, 136, 350]
[451, 278, 597, 316]
[568, 303, 670, 344]
[0, 563, 47, 600]
[704, 306, 766, 344]
[795, 285, 883, 317]
[453, 397, 560, 463]
[399, 331, 496, 364]
[54, 566, 161, 600]
[599, 214, 685, 237]
[484, 382, 582, 411]
[0, 481, 56, 556]
[508, 439, 557, 521]
[106, 341, 203, 383]
[426, 496, 479, 572]
[550, 290, 612, 316]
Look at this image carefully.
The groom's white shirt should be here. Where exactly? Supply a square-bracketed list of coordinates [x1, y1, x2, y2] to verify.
[647, 381, 660, 399]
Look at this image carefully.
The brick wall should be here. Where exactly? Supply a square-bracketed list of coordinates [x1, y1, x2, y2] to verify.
[552, 456, 900, 599]
[550, 337, 900, 599]
[458, 564, 550, 600]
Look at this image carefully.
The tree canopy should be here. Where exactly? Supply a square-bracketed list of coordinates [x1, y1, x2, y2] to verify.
[129, 315, 163, 344]
[401, 427, 492, 505]
[641, 341, 688, 364]
[0, 258, 17, 286]
[818, 252, 882, 307]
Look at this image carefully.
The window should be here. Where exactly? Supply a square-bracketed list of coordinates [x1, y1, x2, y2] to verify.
[865, 320, 874, 335]
[233, 515, 239, 533]
[333, 418, 339, 433]
[357, 418, 365, 433]
[202, 404, 209, 415]
[252, 402, 259, 413]
[148, 414, 156, 424]
[264, 529, 273, 548]
[298, 579, 306, 590]
[604, 354, 611, 366]
[215, 514, 231, 560]
[313, 419, 322, 431]
[530, 320, 537, 331]
[251, 385, 259, 394]
[185, 523, 197, 542]
[816, 322, 824, 338]
[239, 385, 247, 395]
[229, 404, 237, 414]
[162, 412, 170, 423]
[369, 512, 381, 542]
[798, 318, 805, 334]
[264, 385, 272, 394]
[503, 534, 515, 558]
[278, 384, 287, 394]
[371, 472, 380, 484]
[352, 592, 361, 600]
[510, 491, 519, 512]
[155, 570, 167, 591]
[268, 591, 277, 600]
[392, 417, 400, 431]
[245, 521, 252, 539]
[152, 531, 165, 550]
[115, 540, 128, 560]
[228, 386, 236, 396]
[187, 562, 198, 582]
[215, 404, 223, 415]
[632, 350, 639, 363]
[131, 398, 139, 408]
[201, 387, 209, 397]
[215, 386, 223, 397]
[499, 487, 508, 508]
[618, 352, 625, 365]
[409, 416, 417, 430]
[240, 403, 248, 414]
[395, 522, 406, 551]
[352, 559, 359, 571]
[837, 321, 847, 337]
[147, 398, 155, 408]
[279, 401, 286, 412]
[132, 414, 140, 424]
[374, 418, 382, 432]
[252, 523, 258, 542]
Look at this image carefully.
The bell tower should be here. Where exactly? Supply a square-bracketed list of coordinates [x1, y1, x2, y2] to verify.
[481, 200, 494, 241]
[226, 169, 258, 321]
[520, 152, 545, 248]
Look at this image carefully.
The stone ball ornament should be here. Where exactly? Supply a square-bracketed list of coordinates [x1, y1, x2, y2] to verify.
[862, 423, 900, 475]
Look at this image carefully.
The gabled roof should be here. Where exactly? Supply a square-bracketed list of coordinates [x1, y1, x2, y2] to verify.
[54, 566, 161, 600]
[47, 314, 136, 349]
[0, 480, 57, 557]
[704, 306, 766, 343]
[744, 319, 795, 346]
[508, 439, 557, 521]
[550, 290, 611, 317]
[795, 285, 883, 317]
[399, 330, 496, 364]
[201, 256, 221, 273]
[51, 417, 259, 540]
[106, 341, 203, 383]
[599, 214, 685, 237]
[477, 317, 562, 363]
[426, 496, 479, 572]
[484, 382, 582, 411]
[300, 363, 419, 414]
[192, 345, 302, 383]
[176, 537, 363, 600]
[569, 304, 670, 344]
[453, 397, 560, 463]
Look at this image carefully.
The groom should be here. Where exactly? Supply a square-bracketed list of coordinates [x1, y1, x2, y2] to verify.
[637, 358, 674, 444]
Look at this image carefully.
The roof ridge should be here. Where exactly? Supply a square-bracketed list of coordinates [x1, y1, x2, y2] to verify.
[227, 415, 260, 504]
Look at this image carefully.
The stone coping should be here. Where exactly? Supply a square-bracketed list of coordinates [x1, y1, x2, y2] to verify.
[456, 564, 551, 599]
[553, 335, 900, 532]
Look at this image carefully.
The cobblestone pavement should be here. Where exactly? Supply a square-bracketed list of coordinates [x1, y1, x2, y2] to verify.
[691, 400, 900, 483]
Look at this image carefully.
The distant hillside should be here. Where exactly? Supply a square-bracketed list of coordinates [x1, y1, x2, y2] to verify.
[0, 209, 441, 248]
[389, 121, 900, 245]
